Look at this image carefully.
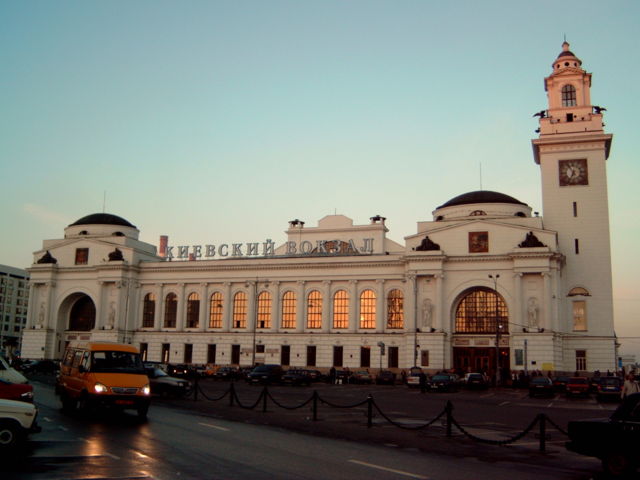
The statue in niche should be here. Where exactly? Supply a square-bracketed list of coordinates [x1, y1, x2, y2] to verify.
[422, 298, 433, 329]
[107, 302, 116, 329]
[108, 248, 124, 261]
[518, 231, 546, 248]
[527, 297, 539, 328]
[414, 236, 440, 251]
[37, 250, 57, 264]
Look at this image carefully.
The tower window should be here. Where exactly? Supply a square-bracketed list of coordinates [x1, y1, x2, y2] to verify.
[573, 202, 577, 217]
[75, 248, 89, 265]
[561, 85, 577, 107]
[574, 238, 580, 254]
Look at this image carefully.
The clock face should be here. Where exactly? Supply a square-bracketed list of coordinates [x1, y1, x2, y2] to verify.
[559, 159, 588, 186]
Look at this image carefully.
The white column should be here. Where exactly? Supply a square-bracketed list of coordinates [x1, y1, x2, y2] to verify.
[176, 283, 186, 331]
[155, 283, 164, 331]
[322, 280, 331, 333]
[542, 273, 552, 331]
[272, 281, 280, 332]
[348, 280, 358, 333]
[376, 279, 385, 332]
[222, 282, 232, 332]
[198, 283, 207, 332]
[435, 274, 444, 333]
[514, 273, 523, 331]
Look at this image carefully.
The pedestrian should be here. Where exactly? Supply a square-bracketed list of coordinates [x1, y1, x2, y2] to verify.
[621, 374, 640, 400]
[419, 371, 427, 394]
[400, 369, 407, 384]
[329, 366, 336, 385]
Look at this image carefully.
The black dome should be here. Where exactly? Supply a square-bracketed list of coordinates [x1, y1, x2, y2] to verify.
[69, 213, 136, 228]
[437, 191, 528, 209]
[557, 50, 576, 58]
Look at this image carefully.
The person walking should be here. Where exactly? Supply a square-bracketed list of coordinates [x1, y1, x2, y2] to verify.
[621, 373, 640, 400]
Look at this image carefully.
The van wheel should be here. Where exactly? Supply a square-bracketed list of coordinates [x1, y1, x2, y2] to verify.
[137, 405, 149, 420]
[602, 452, 633, 477]
[0, 420, 23, 449]
[60, 392, 76, 412]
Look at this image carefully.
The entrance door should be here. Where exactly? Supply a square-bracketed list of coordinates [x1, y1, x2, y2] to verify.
[453, 346, 510, 378]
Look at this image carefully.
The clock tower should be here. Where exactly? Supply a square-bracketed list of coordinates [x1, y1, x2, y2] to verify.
[532, 43, 615, 369]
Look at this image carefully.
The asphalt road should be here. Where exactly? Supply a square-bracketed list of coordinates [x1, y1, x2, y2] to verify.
[3, 378, 633, 479]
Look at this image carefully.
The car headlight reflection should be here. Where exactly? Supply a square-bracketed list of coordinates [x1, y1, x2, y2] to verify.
[142, 384, 151, 396]
[94, 382, 108, 394]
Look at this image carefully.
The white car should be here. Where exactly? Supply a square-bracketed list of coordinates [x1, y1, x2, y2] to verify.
[0, 398, 40, 450]
[0, 356, 28, 384]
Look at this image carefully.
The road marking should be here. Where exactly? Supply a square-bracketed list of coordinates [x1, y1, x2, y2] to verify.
[198, 422, 230, 431]
[547, 402, 554, 408]
[104, 452, 121, 459]
[59, 426, 68, 431]
[43, 416, 52, 422]
[498, 401, 510, 406]
[349, 459, 429, 479]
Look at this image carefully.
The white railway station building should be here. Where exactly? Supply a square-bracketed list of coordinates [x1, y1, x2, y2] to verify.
[21, 43, 617, 376]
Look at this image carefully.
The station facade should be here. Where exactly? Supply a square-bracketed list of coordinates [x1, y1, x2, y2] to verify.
[21, 43, 617, 375]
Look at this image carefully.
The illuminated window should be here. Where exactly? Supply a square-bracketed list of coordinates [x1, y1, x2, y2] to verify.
[186, 293, 200, 328]
[575, 350, 587, 371]
[568, 287, 590, 297]
[455, 288, 508, 334]
[306, 290, 322, 329]
[75, 248, 89, 265]
[572, 301, 587, 331]
[561, 84, 577, 107]
[332, 290, 349, 329]
[387, 289, 404, 329]
[257, 291, 272, 329]
[142, 293, 155, 328]
[233, 292, 247, 328]
[209, 292, 223, 328]
[164, 293, 177, 328]
[281, 291, 296, 329]
[359, 289, 376, 329]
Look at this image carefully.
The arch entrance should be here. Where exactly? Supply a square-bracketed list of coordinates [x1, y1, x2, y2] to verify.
[55, 293, 97, 358]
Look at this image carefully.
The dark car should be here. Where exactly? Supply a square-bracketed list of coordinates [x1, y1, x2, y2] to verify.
[21, 359, 59, 375]
[566, 393, 640, 477]
[246, 364, 283, 385]
[305, 369, 325, 383]
[213, 366, 240, 381]
[281, 369, 312, 386]
[427, 374, 459, 393]
[167, 364, 192, 378]
[529, 376, 554, 398]
[465, 373, 490, 390]
[375, 370, 396, 385]
[552, 376, 570, 392]
[566, 377, 590, 397]
[350, 370, 373, 385]
[145, 367, 191, 397]
[0, 379, 34, 403]
[596, 376, 622, 402]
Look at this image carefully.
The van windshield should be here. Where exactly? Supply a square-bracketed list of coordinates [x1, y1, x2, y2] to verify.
[91, 351, 145, 374]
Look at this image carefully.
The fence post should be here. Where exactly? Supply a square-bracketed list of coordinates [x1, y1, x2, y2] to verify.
[539, 414, 546, 453]
[229, 382, 235, 407]
[446, 401, 453, 437]
[312, 391, 318, 421]
[367, 395, 373, 428]
[262, 386, 268, 413]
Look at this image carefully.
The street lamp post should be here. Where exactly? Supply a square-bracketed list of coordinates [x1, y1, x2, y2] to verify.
[489, 274, 500, 386]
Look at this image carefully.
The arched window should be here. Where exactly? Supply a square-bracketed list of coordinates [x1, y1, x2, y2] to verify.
[359, 289, 376, 329]
[233, 292, 247, 328]
[333, 290, 349, 329]
[209, 292, 223, 328]
[561, 84, 577, 107]
[142, 293, 156, 328]
[387, 289, 404, 329]
[307, 290, 322, 329]
[257, 291, 271, 329]
[164, 293, 177, 328]
[455, 288, 508, 334]
[281, 291, 296, 329]
[186, 292, 200, 328]
[69, 295, 96, 331]
[568, 287, 590, 297]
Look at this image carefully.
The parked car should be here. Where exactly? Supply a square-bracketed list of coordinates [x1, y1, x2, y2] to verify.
[427, 374, 459, 393]
[213, 366, 240, 381]
[0, 398, 40, 451]
[529, 376, 554, 398]
[406, 367, 423, 388]
[20, 359, 59, 375]
[281, 369, 312, 386]
[464, 373, 490, 390]
[246, 364, 283, 385]
[334, 370, 351, 384]
[0, 356, 28, 384]
[566, 392, 640, 477]
[0, 380, 33, 403]
[145, 367, 191, 397]
[596, 376, 622, 402]
[167, 364, 192, 378]
[375, 370, 396, 385]
[350, 370, 373, 385]
[305, 369, 325, 383]
[552, 376, 570, 392]
[566, 377, 590, 397]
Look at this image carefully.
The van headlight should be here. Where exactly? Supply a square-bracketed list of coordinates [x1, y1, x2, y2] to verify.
[142, 384, 151, 396]
[94, 382, 108, 394]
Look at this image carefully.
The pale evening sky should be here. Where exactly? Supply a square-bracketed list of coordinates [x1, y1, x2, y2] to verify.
[1, 1, 638, 356]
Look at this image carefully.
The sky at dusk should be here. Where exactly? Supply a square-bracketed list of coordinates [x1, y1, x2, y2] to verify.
[1, 1, 638, 356]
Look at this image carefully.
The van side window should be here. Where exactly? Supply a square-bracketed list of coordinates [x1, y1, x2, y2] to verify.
[81, 352, 91, 370]
[63, 350, 75, 366]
